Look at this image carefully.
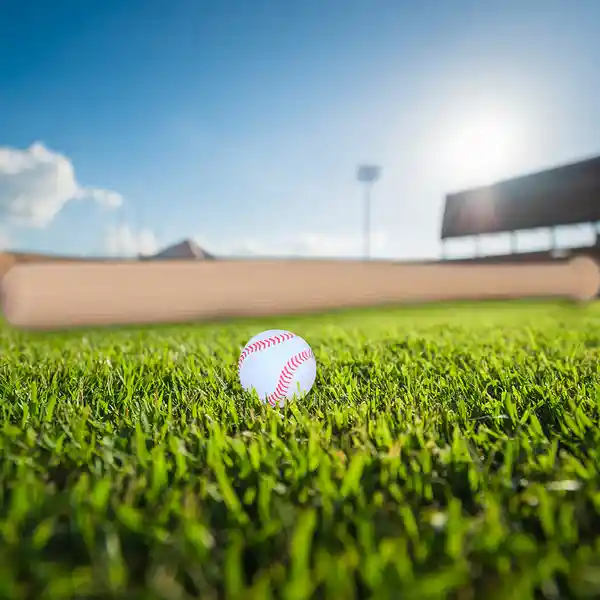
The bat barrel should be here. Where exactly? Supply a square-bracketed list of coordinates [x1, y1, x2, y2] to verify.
[2, 256, 598, 330]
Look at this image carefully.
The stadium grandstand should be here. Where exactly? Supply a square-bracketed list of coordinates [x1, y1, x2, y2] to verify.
[440, 155, 600, 264]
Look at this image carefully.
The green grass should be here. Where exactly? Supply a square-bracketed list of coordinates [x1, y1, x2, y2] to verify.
[1, 301, 600, 600]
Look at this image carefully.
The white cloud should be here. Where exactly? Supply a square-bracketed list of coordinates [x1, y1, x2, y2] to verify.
[105, 224, 159, 257]
[0, 142, 122, 228]
[194, 231, 389, 258]
[0, 229, 10, 251]
[76, 187, 123, 209]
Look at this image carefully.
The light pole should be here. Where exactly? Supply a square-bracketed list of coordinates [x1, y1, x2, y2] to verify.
[356, 164, 381, 260]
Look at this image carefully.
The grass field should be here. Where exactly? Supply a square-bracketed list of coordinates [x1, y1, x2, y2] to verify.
[1, 301, 600, 600]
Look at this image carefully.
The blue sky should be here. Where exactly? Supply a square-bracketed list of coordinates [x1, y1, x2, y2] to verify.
[1, 0, 600, 258]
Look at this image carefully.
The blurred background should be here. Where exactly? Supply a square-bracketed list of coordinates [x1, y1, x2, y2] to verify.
[1, 0, 599, 263]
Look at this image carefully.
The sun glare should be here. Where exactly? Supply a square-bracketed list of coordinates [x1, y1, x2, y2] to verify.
[440, 110, 522, 190]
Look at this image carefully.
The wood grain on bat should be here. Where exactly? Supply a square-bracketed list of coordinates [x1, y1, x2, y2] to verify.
[2, 256, 599, 330]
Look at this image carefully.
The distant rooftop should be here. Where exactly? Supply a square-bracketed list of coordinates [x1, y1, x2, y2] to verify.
[149, 238, 215, 260]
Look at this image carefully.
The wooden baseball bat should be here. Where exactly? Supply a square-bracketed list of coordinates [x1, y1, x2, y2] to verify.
[1, 256, 598, 330]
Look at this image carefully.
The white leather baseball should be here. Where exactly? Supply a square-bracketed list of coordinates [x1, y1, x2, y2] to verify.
[238, 329, 317, 407]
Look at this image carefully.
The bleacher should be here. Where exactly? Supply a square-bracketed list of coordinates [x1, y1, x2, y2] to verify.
[440, 155, 600, 273]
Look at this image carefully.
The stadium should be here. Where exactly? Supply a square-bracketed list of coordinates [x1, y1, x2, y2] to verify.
[441, 154, 600, 267]
[1, 153, 600, 598]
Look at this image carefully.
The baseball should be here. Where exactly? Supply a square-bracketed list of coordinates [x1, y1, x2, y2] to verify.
[238, 329, 317, 407]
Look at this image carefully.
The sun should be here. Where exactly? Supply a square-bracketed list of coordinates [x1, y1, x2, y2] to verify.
[439, 109, 522, 189]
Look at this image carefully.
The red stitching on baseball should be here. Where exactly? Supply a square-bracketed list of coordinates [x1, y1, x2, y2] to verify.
[267, 349, 314, 406]
[238, 332, 296, 371]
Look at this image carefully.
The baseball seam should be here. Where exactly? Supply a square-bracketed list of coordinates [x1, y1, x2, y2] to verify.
[266, 348, 315, 406]
[238, 332, 296, 371]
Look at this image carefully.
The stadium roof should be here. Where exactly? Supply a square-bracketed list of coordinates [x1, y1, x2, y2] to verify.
[441, 155, 600, 239]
